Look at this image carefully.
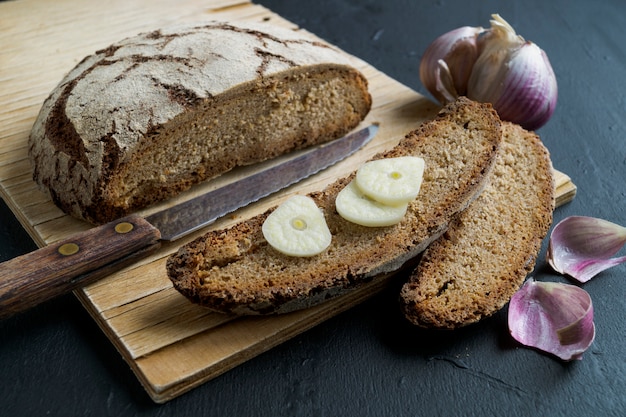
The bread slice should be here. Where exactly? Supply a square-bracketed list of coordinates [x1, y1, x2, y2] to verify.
[400, 122, 555, 329]
[167, 97, 502, 315]
[28, 21, 371, 224]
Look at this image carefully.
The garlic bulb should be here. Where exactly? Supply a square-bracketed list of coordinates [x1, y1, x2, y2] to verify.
[420, 14, 558, 130]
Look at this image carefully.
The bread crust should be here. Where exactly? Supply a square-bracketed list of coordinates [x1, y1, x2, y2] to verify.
[400, 122, 555, 329]
[28, 21, 371, 224]
[167, 97, 502, 315]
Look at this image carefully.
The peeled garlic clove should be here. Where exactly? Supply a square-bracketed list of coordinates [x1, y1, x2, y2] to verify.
[508, 279, 595, 361]
[355, 156, 425, 206]
[547, 216, 626, 283]
[262, 195, 332, 257]
[336, 180, 408, 227]
[419, 26, 483, 104]
[467, 14, 558, 130]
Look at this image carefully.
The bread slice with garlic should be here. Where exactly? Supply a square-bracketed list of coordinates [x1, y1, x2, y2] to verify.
[400, 121, 555, 329]
[167, 97, 502, 315]
[28, 21, 371, 224]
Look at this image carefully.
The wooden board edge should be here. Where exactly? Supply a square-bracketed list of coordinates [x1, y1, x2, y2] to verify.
[76, 273, 395, 403]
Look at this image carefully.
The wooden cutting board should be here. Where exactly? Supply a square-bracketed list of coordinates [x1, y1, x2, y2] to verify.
[0, 0, 577, 403]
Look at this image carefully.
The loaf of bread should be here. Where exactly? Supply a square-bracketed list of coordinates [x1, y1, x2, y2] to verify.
[28, 21, 372, 224]
[400, 122, 555, 329]
[167, 98, 502, 315]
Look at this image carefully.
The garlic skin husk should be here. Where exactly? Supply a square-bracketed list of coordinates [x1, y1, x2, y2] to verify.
[467, 14, 558, 131]
[508, 279, 595, 361]
[547, 216, 626, 283]
[419, 26, 483, 104]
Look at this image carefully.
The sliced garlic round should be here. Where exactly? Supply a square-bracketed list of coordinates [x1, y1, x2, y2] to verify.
[262, 195, 332, 257]
[336, 180, 408, 227]
[355, 156, 425, 206]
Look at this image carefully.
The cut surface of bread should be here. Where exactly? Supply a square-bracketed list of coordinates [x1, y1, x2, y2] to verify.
[167, 97, 502, 315]
[28, 21, 371, 224]
[400, 122, 555, 329]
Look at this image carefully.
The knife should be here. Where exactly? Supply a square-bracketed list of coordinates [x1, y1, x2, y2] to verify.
[0, 124, 378, 319]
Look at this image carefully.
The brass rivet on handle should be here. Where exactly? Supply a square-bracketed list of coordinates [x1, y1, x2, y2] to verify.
[58, 242, 80, 256]
[115, 222, 134, 234]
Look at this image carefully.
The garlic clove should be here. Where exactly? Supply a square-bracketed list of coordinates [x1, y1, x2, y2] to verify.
[547, 216, 626, 283]
[335, 180, 408, 227]
[262, 195, 332, 257]
[508, 279, 595, 361]
[419, 26, 483, 104]
[433, 59, 458, 104]
[355, 156, 425, 206]
[467, 14, 558, 131]
[469, 42, 558, 130]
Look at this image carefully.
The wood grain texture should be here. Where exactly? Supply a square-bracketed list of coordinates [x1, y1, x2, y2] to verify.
[0, 214, 160, 319]
[0, 0, 576, 403]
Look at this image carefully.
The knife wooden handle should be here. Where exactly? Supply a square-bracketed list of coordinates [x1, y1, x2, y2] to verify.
[0, 214, 161, 320]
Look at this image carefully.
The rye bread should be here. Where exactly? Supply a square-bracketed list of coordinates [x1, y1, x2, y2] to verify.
[400, 122, 555, 329]
[28, 21, 371, 224]
[167, 97, 502, 315]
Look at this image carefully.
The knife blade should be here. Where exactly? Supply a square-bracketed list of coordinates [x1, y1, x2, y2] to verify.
[0, 125, 377, 319]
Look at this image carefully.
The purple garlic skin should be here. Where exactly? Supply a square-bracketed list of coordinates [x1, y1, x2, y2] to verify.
[547, 216, 626, 283]
[508, 279, 595, 361]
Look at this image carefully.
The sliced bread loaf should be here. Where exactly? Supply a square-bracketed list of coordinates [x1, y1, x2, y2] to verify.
[167, 97, 502, 315]
[400, 122, 555, 329]
[29, 21, 371, 224]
